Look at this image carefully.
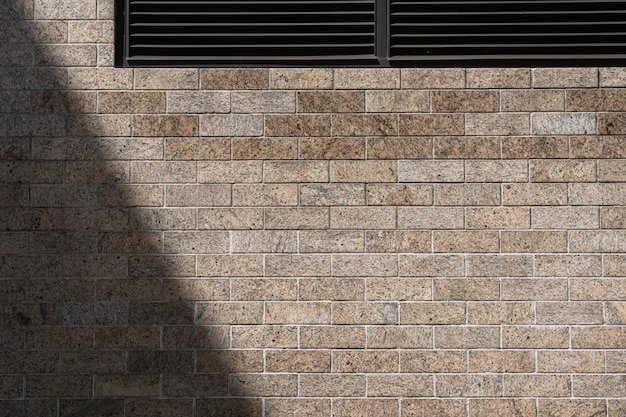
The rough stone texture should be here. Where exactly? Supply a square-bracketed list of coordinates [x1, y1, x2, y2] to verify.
[2, 3, 626, 415]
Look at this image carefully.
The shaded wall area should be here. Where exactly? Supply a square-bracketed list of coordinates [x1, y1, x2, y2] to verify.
[2, 0, 626, 416]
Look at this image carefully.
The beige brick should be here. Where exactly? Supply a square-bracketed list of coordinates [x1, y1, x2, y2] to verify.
[368, 326, 432, 349]
[98, 231, 161, 254]
[335, 68, 400, 89]
[332, 114, 397, 136]
[601, 67, 626, 87]
[401, 68, 466, 89]
[532, 112, 596, 135]
[231, 278, 297, 301]
[367, 184, 432, 206]
[332, 400, 397, 417]
[333, 302, 398, 325]
[505, 374, 572, 397]
[130, 208, 195, 230]
[502, 136, 568, 159]
[299, 137, 365, 159]
[196, 302, 263, 325]
[265, 350, 330, 373]
[232, 91, 295, 114]
[232, 184, 297, 206]
[265, 207, 329, 230]
[401, 302, 465, 325]
[35, 0, 95, 18]
[163, 278, 228, 301]
[232, 138, 297, 160]
[265, 302, 330, 324]
[466, 113, 529, 136]
[199, 161, 263, 183]
[609, 400, 626, 417]
[230, 374, 297, 397]
[232, 325, 297, 348]
[300, 230, 364, 253]
[503, 326, 569, 349]
[232, 231, 297, 253]
[606, 301, 626, 324]
[366, 230, 430, 253]
[432, 90, 499, 112]
[265, 399, 330, 417]
[332, 254, 397, 277]
[368, 375, 433, 397]
[599, 159, 626, 181]
[570, 230, 626, 252]
[166, 91, 230, 114]
[98, 92, 165, 114]
[300, 326, 365, 348]
[536, 301, 603, 325]
[465, 160, 528, 182]
[265, 115, 330, 137]
[270, 68, 332, 89]
[197, 255, 263, 277]
[333, 350, 398, 373]
[95, 375, 159, 398]
[532, 206, 599, 229]
[467, 68, 531, 88]
[197, 208, 263, 230]
[600, 207, 626, 229]
[133, 115, 198, 137]
[68, 114, 130, 137]
[437, 374, 503, 397]
[533, 67, 598, 88]
[196, 350, 263, 372]
[467, 255, 533, 277]
[530, 159, 596, 182]
[503, 183, 567, 205]
[470, 400, 536, 417]
[399, 114, 464, 136]
[570, 136, 626, 158]
[367, 278, 431, 301]
[567, 89, 626, 112]
[299, 91, 365, 113]
[201, 68, 268, 89]
[536, 255, 602, 277]
[400, 350, 466, 373]
[398, 160, 464, 182]
[469, 207, 531, 230]
[398, 207, 464, 230]
[201, 115, 263, 137]
[435, 279, 500, 301]
[570, 183, 626, 206]
[265, 255, 330, 277]
[299, 374, 365, 397]
[435, 326, 500, 349]
[469, 350, 534, 373]
[399, 254, 464, 277]
[573, 375, 626, 398]
[572, 326, 626, 349]
[32, 90, 96, 114]
[366, 90, 429, 113]
[435, 136, 499, 159]
[570, 278, 626, 301]
[502, 278, 567, 301]
[135, 69, 198, 89]
[331, 161, 397, 183]
[434, 231, 499, 253]
[501, 89, 564, 112]
[299, 278, 364, 301]
[167, 137, 230, 161]
[367, 137, 432, 159]
[165, 185, 230, 207]
[300, 183, 365, 206]
[435, 184, 500, 206]
[99, 138, 163, 161]
[607, 351, 626, 372]
[331, 206, 396, 230]
[540, 400, 606, 417]
[501, 231, 567, 253]
[264, 161, 328, 183]
[537, 351, 604, 373]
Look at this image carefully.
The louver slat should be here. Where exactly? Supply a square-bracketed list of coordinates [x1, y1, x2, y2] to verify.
[124, 0, 378, 66]
[388, 0, 626, 64]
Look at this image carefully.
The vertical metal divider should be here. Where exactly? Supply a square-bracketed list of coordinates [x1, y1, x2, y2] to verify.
[376, 0, 390, 67]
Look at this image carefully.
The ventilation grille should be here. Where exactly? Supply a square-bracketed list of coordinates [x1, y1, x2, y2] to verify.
[389, 0, 626, 63]
[125, 0, 378, 65]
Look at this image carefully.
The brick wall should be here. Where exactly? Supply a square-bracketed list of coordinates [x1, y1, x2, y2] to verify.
[2, 0, 626, 416]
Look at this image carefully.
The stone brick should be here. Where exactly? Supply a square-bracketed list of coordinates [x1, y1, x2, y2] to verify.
[368, 375, 432, 397]
[434, 136, 499, 159]
[299, 326, 365, 349]
[367, 278, 431, 301]
[366, 90, 429, 113]
[433, 231, 499, 253]
[34, 0, 96, 19]
[332, 254, 397, 277]
[536, 301, 603, 325]
[433, 90, 499, 112]
[332, 114, 397, 136]
[503, 326, 569, 349]
[161, 374, 228, 397]
[330, 206, 396, 229]
[196, 302, 263, 325]
[398, 207, 464, 230]
[533, 67, 598, 88]
[367, 137, 432, 159]
[165, 184, 230, 207]
[436, 279, 500, 302]
[299, 230, 364, 253]
[166, 91, 230, 114]
[335, 68, 400, 89]
[469, 350, 534, 373]
[300, 183, 365, 206]
[503, 183, 567, 205]
[232, 138, 297, 160]
[333, 351, 398, 373]
[299, 278, 365, 302]
[465, 160, 528, 182]
[165, 138, 230, 160]
[265, 399, 330, 417]
[467, 255, 533, 277]
[398, 160, 463, 182]
[264, 161, 328, 182]
[502, 278, 567, 301]
[366, 231, 431, 253]
[196, 350, 263, 373]
[299, 137, 365, 159]
[197, 255, 263, 277]
[605, 301, 626, 324]
[299, 91, 365, 113]
[435, 184, 500, 206]
[201, 115, 263, 137]
[133, 115, 198, 137]
[265, 254, 330, 277]
[299, 374, 365, 397]
[572, 326, 626, 349]
[196, 399, 262, 417]
[98, 92, 165, 114]
[163, 278, 228, 301]
[570, 183, 626, 205]
[126, 400, 193, 417]
[134, 69, 198, 89]
[530, 159, 596, 182]
[265, 350, 330, 373]
[437, 374, 503, 397]
[569, 230, 626, 253]
[333, 399, 398, 417]
[532, 206, 599, 229]
[570, 278, 626, 301]
[232, 184, 297, 206]
[570, 136, 626, 158]
[231, 278, 296, 301]
[265, 115, 330, 137]
[99, 138, 163, 161]
[401, 302, 465, 325]
[501, 136, 568, 158]
[470, 400, 536, 417]
[537, 351, 605, 373]
[197, 208, 263, 230]
[399, 114, 464, 136]
[265, 301, 330, 324]
[532, 112, 596, 135]
[599, 159, 626, 181]
[201, 68, 268, 89]
[501, 231, 567, 253]
[401, 68, 466, 89]
[607, 351, 626, 372]
[535, 255, 602, 277]
[27, 375, 92, 398]
[232, 91, 295, 113]
[466, 113, 529, 136]
[573, 375, 626, 398]
[231, 325, 297, 348]
[400, 254, 464, 276]
[368, 326, 432, 349]
[400, 350, 466, 373]
[467, 68, 531, 88]
[466, 207, 530, 229]
[270, 68, 332, 89]
[501, 89, 564, 111]
[333, 302, 398, 325]
[505, 375, 571, 397]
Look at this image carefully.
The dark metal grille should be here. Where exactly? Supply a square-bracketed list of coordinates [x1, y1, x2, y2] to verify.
[122, 0, 378, 66]
[389, 0, 626, 64]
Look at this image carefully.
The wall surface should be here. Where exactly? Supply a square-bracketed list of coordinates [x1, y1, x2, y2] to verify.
[2, 0, 626, 416]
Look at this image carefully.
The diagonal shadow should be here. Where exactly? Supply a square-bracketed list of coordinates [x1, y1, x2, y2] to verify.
[0, 1, 259, 416]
